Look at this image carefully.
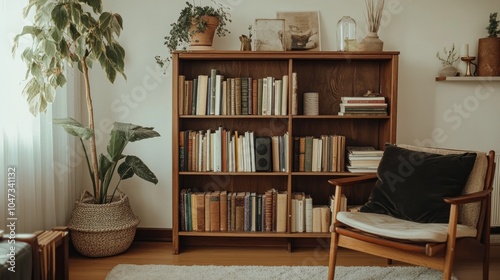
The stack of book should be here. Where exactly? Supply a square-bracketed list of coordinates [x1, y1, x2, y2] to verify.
[346, 146, 384, 173]
[338, 96, 387, 116]
[290, 193, 331, 233]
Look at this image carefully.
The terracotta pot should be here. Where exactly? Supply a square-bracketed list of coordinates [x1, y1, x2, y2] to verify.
[357, 32, 384, 51]
[189, 16, 219, 48]
[478, 37, 500, 76]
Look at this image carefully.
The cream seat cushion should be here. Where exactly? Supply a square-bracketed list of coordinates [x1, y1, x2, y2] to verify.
[337, 212, 477, 243]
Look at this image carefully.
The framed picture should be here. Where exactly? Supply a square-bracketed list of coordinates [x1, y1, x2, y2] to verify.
[252, 19, 286, 51]
[276, 11, 321, 51]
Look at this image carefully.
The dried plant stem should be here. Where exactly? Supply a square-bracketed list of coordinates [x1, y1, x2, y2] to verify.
[366, 0, 385, 33]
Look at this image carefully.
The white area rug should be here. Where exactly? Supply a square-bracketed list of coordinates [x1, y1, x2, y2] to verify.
[106, 264, 457, 280]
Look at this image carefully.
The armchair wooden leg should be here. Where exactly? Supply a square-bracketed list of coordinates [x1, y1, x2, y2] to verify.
[328, 232, 340, 280]
[387, 258, 393, 265]
[482, 248, 489, 280]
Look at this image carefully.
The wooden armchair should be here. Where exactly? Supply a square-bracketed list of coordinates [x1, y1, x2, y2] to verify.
[327, 144, 496, 280]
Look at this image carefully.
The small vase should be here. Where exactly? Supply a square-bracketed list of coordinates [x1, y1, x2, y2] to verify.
[438, 65, 458, 77]
[357, 32, 384, 51]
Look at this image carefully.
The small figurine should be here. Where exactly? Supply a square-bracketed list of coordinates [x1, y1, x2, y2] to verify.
[363, 90, 380, 97]
[240, 34, 252, 51]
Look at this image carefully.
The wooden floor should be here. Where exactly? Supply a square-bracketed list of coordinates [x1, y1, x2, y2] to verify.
[69, 242, 500, 280]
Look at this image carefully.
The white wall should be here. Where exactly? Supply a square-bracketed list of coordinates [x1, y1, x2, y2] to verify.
[86, 0, 500, 228]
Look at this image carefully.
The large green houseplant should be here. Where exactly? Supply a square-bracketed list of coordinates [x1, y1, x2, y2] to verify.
[12, 0, 159, 256]
[155, 0, 231, 68]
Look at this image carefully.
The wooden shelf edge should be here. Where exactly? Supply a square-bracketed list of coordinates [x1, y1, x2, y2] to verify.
[179, 171, 288, 176]
[435, 76, 500, 82]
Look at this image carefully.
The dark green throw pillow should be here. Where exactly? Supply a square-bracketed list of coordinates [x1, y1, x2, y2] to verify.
[360, 144, 476, 223]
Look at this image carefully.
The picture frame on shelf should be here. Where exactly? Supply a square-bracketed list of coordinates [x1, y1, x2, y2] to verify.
[252, 19, 286, 51]
[276, 11, 321, 51]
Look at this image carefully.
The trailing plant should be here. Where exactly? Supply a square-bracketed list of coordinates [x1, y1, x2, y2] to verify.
[486, 12, 499, 38]
[436, 44, 459, 67]
[12, 0, 160, 204]
[155, 0, 231, 68]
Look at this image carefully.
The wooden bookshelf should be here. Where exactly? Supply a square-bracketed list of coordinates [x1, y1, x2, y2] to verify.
[171, 51, 399, 254]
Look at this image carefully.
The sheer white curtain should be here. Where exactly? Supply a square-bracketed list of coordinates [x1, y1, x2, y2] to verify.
[0, 0, 82, 232]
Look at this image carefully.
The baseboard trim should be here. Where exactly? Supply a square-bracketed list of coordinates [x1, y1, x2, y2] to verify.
[134, 228, 172, 242]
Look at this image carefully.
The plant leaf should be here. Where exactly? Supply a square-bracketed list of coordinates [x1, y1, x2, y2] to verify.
[117, 161, 134, 180]
[99, 12, 112, 29]
[75, 35, 86, 59]
[113, 122, 161, 142]
[53, 117, 93, 140]
[98, 154, 112, 181]
[107, 129, 127, 162]
[122, 155, 158, 184]
[51, 3, 69, 30]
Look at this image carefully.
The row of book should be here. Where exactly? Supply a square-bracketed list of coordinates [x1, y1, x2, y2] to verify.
[178, 69, 298, 116]
[179, 128, 289, 172]
[291, 193, 348, 233]
[338, 96, 388, 116]
[292, 135, 346, 172]
[180, 189, 287, 232]
[346, 146, 384, 173]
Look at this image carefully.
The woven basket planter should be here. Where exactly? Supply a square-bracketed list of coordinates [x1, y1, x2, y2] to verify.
[68, 191, 140, 257]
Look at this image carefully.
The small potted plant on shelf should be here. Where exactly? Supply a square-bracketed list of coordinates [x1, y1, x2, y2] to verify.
[13, 0, 160, 257]
[155, 0, 231, 69]
[478, 12, 500, 76]
[436, 44, 460, 77]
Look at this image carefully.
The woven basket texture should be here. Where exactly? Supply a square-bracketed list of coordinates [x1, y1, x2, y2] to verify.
[68, 191, 140, 257]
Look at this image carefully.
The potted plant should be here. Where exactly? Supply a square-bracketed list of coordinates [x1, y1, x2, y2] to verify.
[12, 0, 160, 257]
[357, 0, 385, 51]
[478, 12, 500, 76]
[155, 0, 231, 69]
[436, 44, 460, 77]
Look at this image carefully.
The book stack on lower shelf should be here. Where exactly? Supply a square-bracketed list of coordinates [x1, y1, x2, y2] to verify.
[346, 146, 384, 173]
[179, 188, 287, 233]
[338, 96, 387, 116]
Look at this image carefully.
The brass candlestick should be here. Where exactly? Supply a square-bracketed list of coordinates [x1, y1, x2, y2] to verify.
[461, 56, 476, 76]
[460, 44, 475, 76]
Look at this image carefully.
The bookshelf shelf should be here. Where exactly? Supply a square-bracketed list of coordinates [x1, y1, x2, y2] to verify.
[171, 51, 399, 254]
[435, 76, 500, 82]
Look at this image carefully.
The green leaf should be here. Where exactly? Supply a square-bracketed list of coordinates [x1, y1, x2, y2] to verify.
[122, 155, 158, 184]
[98, 154, 112, 181]
[117, 162, 134, 180]
[107, 129, 127, 162]
[99, 12, 112, 29]
[104, 61, 117, 83]
[44, 40, 57, 57]
[59, 38, 69, 57]
[70, 2, 82, 25]
[22, 78, 43, 115]
[112, 122, 160, 142]
[44, 84, 56, 103]
[53, 117, 93, 140]
[50, 27, 62, 42]
[75, 35, 86, 59]
[51, 4, 69, 30]
[56, 72, 66, 87]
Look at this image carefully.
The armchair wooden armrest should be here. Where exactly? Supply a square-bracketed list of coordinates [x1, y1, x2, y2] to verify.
[444, 189, 492, 205]
[328, 174, 378, 187]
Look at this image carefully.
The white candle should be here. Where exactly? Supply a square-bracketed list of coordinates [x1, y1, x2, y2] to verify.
[460, 44, 469, 57]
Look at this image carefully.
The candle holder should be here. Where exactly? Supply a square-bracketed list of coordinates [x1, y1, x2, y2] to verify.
[461, 56, 476, 77]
